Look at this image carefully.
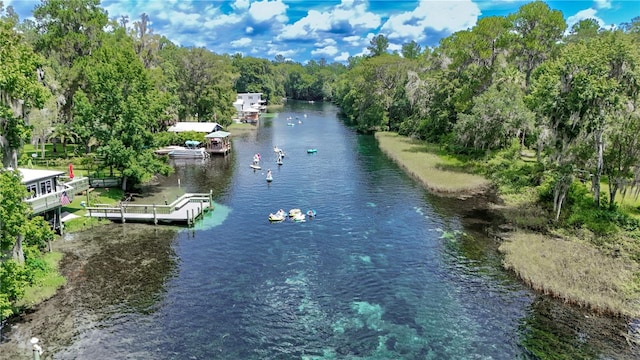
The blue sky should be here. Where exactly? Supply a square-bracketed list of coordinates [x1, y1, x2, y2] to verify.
[4, 0, 639, 63]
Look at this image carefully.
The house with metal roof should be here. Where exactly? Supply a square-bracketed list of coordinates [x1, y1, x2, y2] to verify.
[17, 168, 90, 233]
[167, 122, 223, 133]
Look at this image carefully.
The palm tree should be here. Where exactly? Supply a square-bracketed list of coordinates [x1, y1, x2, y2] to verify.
[48, 123, 78, 157]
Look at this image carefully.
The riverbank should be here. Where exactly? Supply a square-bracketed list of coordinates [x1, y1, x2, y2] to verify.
[374, 132, 490, 196]
[375, 131, 640, 318]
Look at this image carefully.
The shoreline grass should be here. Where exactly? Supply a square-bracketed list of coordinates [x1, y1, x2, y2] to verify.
[375, 132, 490, 195]
[500, 231, 640, 317]
[376, 131, 640, 317]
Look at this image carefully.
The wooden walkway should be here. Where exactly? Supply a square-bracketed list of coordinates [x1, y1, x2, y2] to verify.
[85, 192, 213, 226]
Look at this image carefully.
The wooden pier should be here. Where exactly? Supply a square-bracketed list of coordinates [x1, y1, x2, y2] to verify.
[85, 192, 213, 226]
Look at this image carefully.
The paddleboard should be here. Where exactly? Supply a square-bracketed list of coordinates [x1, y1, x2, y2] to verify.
[250, 164, 261, 170]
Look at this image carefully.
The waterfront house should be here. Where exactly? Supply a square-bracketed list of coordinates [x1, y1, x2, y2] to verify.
[19, 168, 90, 232]
[235, 93, 265, 113]
[167, 122, 223, 134]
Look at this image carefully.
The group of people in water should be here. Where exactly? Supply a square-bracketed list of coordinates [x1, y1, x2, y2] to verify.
[252, 146, 288, 182]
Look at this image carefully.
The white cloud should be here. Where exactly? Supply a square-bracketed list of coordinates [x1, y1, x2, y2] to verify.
[388, 42, 402, 53]
[249, 0, 288, 23]
[315, 38, 337, 47]
[231, 37, 252, 47]
[277, 10, 330, 40]
[277, 0, 380, 41]
[233, 0, 251, 11]
[203, 13, 243, 28]
[381, 0, 480, 41]
[342, 35, 363, 46]
[334, 51, 350, 62]
[266, 46, 297, 58]
[566, 8, 605, 31]
[311, 45, 339, 57]
[594, 0, 612, 9]
[245, 26, 254, 34]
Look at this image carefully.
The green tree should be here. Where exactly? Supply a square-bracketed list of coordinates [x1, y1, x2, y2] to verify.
[455, 81, 534, 151]
[567, 18, 601, 43]
[509, 1, 566, 87]
[233, 55, 283, 104]
[73, 29, 172, 190]
[0, 169, 55, 317]
[401, 40, 422, 59]
[33, 0, 108, 123]
[367, 34, 389, 57]
[528, 31, 640, 216]
[0, 12, 48, 168]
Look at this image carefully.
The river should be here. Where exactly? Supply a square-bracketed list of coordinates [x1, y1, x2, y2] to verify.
[1, 101, 638, 359]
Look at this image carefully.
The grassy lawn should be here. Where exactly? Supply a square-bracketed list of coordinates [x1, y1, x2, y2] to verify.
[227, 122, 258, 137]
[61, 187, 125, 232]
[375, 132, 490, 195]
[16, 252, 67, 308]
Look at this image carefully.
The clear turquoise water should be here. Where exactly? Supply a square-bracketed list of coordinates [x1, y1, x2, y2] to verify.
[49, 101, 637, 359]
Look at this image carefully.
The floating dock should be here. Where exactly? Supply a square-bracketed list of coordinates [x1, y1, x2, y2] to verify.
[85, 192, 213, 226]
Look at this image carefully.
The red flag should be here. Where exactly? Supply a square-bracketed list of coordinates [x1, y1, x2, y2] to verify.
[69, 163, 74, 179]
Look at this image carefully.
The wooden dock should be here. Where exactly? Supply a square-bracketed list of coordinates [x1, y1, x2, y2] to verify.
[85, 192, 213, 226]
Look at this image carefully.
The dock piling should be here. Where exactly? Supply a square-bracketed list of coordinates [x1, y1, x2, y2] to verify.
[153, 205, 157, 225]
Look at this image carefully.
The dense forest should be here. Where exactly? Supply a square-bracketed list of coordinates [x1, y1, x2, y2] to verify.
[1, 0, 640, 319]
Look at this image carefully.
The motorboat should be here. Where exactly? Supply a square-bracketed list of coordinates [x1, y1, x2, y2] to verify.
[168, 141, 209, 159]
[292, 212, 306, 222]
[307, 149, 317, 154]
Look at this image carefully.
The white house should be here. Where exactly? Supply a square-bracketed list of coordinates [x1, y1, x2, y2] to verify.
[167, 122, 223, 133]
[235, 93, 266, 113]
[17, 168, 89, 233]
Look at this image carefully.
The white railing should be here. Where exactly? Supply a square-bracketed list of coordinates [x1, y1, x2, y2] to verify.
[26, 176, 90, 214]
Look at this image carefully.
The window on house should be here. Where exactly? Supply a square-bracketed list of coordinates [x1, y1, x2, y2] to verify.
[26, 184, 37, 198]
[40, 179, 52, 194]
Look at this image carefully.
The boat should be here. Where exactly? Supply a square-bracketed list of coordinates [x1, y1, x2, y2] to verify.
[168, 141, 209, 159]
[266, 175, 273, 182]
[287, 123, 295, 126]
[277, 159, 283, 165]
[288, 208, 302, 217]
[269, 209, 286, 222]
[307, 149, 317, 153]
[250, 164, 261, 170]
[306, 209, 316, 217]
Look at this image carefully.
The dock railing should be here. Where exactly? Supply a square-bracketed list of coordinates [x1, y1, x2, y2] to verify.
[85, 191, 213, 225]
